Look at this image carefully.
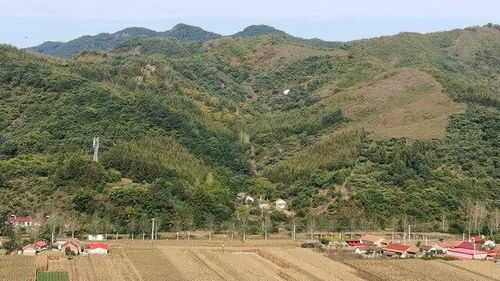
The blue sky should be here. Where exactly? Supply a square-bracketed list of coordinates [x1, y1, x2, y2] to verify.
[1, 0, 498, 48]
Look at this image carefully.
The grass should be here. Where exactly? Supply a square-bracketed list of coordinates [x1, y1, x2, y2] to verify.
[36, 272, 69, 281]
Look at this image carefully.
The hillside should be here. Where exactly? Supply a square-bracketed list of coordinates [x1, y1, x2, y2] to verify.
[1, 24, 499, 236]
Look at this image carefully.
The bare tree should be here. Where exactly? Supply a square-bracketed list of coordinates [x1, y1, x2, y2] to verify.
[464, 200, 487, 237]
[307, 216, 316, 239]
[262, 212, 272, 240]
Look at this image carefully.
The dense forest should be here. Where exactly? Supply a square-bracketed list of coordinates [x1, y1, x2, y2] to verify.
[0, 24, 499, 243]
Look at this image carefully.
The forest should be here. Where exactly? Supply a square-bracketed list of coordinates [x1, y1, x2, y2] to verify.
[0, 24, 499, 247]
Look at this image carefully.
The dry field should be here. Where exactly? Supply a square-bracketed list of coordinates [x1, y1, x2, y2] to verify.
[1, 240, 499, 281]
[340, 257, 500, 281]
[0, 255, 35, 281]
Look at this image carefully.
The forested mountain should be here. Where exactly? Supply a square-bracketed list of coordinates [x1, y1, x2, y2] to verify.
[2, 24, 499, 237]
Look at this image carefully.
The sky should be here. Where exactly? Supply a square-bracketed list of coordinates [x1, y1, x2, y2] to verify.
[0, 0, 499, 48]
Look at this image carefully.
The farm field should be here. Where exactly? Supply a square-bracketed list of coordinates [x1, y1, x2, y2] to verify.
[0, 255, 35, 281]
[1, 240, 499, 281]
[36, 272, 70, 281]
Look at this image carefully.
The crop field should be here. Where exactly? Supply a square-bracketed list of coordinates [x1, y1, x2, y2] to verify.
[340, 258, 500, 281]
[36, 272, 70, 281]
[0, 255, 35, 281]
[1, 240, 499, 281]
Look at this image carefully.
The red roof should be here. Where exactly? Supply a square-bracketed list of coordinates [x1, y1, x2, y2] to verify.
[457, 242, 476, 250]
[34, 241, 47, 248]
[448, 248, 488, 255]
[8, 216, 43, 223]
[384, 244, 411, 252]
[89, 243, 109, 250]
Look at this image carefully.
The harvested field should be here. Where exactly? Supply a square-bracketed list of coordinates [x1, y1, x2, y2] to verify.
[1, 240, 499, 281]
[340, 258, 500, 281]
[0, 255, 35, 281]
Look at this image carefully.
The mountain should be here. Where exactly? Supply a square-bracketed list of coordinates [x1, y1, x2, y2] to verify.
[232, 24, 289, 38]
[28, 23, 342, 58]
[27, 24, 221, 58]
[3, 25, 500, 235]
[164, 23, 222, 42]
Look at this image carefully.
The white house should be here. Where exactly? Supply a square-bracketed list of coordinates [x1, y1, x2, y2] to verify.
[244, 195, 254, 205]
[275, 199, 287, 210]
[446, 248, 488, 260]
[87, 243, 109, 255]
[88, 234, 106, 241]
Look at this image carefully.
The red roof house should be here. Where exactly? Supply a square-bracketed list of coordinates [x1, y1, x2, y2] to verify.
[87, 243, 109, 255]
[34, 241, 48, 249]
[7, 216, 44, 228]
[446, 248, 488, 260]
[383, 244, 419, 258]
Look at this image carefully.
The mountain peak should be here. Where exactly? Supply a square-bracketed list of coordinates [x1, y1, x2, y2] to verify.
[165, 23, 222, 42]
[233, 25, 288, 38]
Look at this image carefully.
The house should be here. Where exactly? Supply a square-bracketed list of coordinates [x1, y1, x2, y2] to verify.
[446, 248, 488, 260]
[34, 241, 48, 251]
[7, 216, 45, 228]
[87, 243, 109, 255]
[59, 239, 85, 255]
[456, 241, 477, 250]
[244, 195, 254, 205]
[88, 234, 106, 241]
[275, 199, 287, 210]
[360, 234, 386, 246]
[237, 192, 247, 200]
[419, 244, 445, 256]
[22, 244, 37, 256]
[354, 246, 381, 255]
[437, 240, 464, 249]
[383, 244, 419, 258]
[487, 245, 500, 260]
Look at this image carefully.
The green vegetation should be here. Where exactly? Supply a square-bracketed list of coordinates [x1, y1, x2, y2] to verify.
[36, 272, 69, 281]
[1, 24, 499, 239]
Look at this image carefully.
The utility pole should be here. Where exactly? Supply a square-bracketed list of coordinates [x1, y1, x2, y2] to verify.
[151, 218, 155, 240]
[92, 137, 100, 162]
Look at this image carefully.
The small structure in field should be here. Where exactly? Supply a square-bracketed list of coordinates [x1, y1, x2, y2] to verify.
[283, 89, 290, 95]
[87, 243, 109, 255]
[275, 199, 287, 210]
[88, 234, 106, 241]
[446, 248, 488, 260]
[22, 244, 37, 256]
[383, 244, 419, 258]
[244, 195, 254, 205]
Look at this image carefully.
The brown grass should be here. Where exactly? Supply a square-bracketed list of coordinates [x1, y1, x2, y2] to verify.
[325, 68, 465, 140]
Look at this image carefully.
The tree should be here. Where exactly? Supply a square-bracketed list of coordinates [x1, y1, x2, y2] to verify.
[235, 206, 250, 242]
[262, 212, 272, 240]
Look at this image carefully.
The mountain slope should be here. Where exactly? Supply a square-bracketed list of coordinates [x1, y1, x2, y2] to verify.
[2, 24, 499, 235]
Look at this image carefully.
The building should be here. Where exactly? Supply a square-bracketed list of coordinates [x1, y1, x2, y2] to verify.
[244, 195, 254, 205]
[88, 234, 106, 241]
[7, 216, 45, 228]
[437, 240, 464, 249]
[360, 235, 386, 246]
[419, 244, 445, 256]
[446, 248, 488, 260]
[22, 244, 37, 256]
[59, 239, 85, 255]
[275, 199, 287, 210]
[34, 241, 48, 251]
[383, 244, 419, 258]
[87, 243, 109, 255]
